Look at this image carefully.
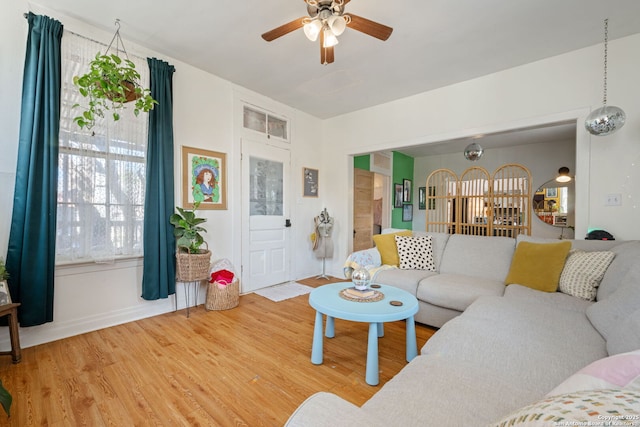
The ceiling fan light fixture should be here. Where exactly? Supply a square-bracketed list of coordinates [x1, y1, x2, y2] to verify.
[323, 28, 339, 48]
[303, 19, 323, 41]
[328, 15, 346, 36]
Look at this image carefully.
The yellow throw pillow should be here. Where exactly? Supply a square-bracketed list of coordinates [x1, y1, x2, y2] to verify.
[504, 241, 572, 292]
[372, 230, 413, 266]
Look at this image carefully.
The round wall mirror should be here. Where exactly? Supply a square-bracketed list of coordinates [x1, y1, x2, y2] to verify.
[532, 179, 575, 228]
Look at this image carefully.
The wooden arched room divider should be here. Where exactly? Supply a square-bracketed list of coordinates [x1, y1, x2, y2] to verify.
[425, 164, 531, 238]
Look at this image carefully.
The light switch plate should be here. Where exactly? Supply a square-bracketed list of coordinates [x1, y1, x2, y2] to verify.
[605, 194, 622, 206]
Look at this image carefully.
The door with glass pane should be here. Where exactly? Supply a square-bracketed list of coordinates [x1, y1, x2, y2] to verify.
[241, 139, 291, 292]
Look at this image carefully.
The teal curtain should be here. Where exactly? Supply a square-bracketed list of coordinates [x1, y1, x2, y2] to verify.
[141, 58, 176, 300]
[6, 13, 63, 326]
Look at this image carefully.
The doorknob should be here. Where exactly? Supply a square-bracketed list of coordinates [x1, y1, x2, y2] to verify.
[285, 219, 292, 227]
[353, 229, 356, 237]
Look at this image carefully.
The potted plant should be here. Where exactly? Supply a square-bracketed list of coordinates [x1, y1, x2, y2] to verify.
[0, 259, 11, 417]
[0, 258, 8, 283]
[72, 52, 157, 130]
[170, 202, 211, 281]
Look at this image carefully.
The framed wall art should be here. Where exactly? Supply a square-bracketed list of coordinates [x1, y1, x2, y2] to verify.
[403, 179, 412, 203]
[402, 204, 413, 222]
[394, 183, 404, 208]
[418, 187, 426, 210]
[182, 146, 227, 210]
[303, 167, 319, 197]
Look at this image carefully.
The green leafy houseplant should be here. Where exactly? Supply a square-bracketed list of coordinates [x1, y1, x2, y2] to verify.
[0, 380, 10, 417]
[170, 202, 208, 253]
[0, 259, 8, 282]
[72, 52, 157, 130]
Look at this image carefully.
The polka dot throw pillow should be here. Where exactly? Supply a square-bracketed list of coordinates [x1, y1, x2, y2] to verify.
[394, 235, 436, 271]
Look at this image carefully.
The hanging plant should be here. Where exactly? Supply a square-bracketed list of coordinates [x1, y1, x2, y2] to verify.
[72, 20, 158, 130]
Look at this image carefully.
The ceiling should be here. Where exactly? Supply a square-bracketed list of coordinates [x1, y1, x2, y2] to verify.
[396, 121, 577, 158]
[33, 0, 640, 120]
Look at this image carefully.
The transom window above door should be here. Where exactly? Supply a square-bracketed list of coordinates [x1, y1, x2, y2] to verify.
[243, 105, 289, 142]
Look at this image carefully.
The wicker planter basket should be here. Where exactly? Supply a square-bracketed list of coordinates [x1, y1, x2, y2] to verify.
[176, 249, 211, 282]
[206, 279, 239, 311]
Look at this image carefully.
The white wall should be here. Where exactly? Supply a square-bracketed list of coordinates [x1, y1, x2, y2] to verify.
[412, 138, 576, 239]
[0, 0, 323, 349]
[322, 33, 640, 277]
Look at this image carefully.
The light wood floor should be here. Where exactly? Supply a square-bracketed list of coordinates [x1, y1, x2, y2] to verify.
[0, 277, 436, 426]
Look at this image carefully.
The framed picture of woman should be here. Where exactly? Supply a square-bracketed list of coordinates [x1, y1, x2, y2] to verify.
[182, 146, 227, 210]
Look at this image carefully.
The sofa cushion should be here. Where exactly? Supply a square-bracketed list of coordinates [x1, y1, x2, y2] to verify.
[394, 235, 435, 270]
[504, 284, 593, 313]
[363, 355, 530, 427]
[546, 349, 640, 397]
[598, 241, 640, 301]
[587, 263, 640, 346]
[417, 273, 505, 312]
[504, 241, 571, 292]
[607, 308, 640, 356]
[438, 234, 515, 281]
[558, 250, 616, 301]
[372, 230, 412, 266]
[492, 389, 640, 427]
[422, 296, 607, 394]
[373, 268, 437, 296]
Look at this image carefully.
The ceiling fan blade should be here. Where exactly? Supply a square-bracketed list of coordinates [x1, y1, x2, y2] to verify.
[347, 13, 393, 41]
[261, 17, 306, 41]
[319, 31, 335, 64]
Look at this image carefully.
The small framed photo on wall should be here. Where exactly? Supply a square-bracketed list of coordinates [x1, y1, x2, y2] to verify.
[303, 167, 319, 197]
[418, 187, 426, 210]
[182, 146, 227, 210]
[394, 183, 404, 208]
[402, 204, 413, 222]
[403, 179, 412, 203]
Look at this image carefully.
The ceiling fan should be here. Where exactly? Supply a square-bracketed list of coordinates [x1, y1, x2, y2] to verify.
[261, 0, 393, 65]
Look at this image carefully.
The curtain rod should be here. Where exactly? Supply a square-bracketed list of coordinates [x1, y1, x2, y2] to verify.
[23, 12, 147, 62]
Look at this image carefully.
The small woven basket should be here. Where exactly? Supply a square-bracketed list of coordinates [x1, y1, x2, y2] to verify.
[176, 248, 211, 282]
[206, 279, 239, 311]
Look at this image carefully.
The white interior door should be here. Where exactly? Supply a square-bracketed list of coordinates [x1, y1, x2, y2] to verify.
[241, 139, 291, 292]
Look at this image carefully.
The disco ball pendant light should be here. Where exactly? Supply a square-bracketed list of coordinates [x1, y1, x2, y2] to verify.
[585, 18, 626, 136]
[464, 142, 484, 161]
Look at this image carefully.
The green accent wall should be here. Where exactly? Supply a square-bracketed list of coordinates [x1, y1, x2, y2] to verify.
[354, 155, 370, 171]
[392, 151, 414, 229]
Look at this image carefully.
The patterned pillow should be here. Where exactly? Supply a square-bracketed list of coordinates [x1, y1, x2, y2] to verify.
[492, 389, 640, 426]
[546, 350, 640, 397]
[394, 235, 435, 271]
[559, 250, 616, 300]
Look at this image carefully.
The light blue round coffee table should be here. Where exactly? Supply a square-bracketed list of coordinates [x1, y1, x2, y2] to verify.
[309, 282, 419, 386]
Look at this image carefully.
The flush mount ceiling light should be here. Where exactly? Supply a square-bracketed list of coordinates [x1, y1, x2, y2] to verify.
[262, 0, 393, 65]
[555, 167, 572, 183]
[585, 18, 626, 136]
[464, 142, 484, 161]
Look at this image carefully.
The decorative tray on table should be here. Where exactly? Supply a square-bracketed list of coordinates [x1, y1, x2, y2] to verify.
[339, 287, 384, 303]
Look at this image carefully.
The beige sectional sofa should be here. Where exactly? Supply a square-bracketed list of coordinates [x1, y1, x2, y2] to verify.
[285, 232, 640, 426]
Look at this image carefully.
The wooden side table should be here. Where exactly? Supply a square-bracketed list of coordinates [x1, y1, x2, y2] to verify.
[0, 303, 21, 363]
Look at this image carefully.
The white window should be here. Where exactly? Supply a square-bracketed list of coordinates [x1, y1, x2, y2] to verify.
[56, 32, 149, 263]
[243, 105, 289, 141]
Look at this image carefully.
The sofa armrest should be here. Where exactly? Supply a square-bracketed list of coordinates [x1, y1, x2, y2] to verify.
[284, 392, 382, 427]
